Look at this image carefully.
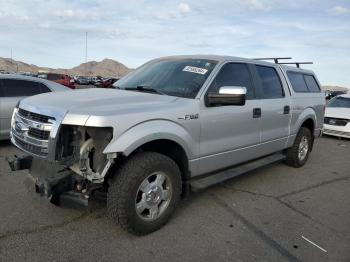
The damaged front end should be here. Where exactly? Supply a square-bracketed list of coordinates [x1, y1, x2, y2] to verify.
[9, 107, 115, 207]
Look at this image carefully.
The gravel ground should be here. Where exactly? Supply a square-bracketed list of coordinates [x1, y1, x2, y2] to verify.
[0, 136, 349, 262]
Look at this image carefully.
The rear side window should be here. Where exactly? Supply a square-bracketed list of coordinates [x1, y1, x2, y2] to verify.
[287, 72, 308, 92]
[304, 75, 320, 92]
[287, 72, 320, 93]
[255, 65, 284, 99]
[1, 79, 50, 97]
[208, 63, 255, 99]
[37, 83, 51, 93]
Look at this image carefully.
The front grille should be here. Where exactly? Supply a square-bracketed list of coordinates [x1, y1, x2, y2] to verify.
[18, 108, 53, 123]
[11, 108, 57, 159]
[14, 136, 47, 157]
[28, 127, 50, 140]
[324, 117, 348, 126]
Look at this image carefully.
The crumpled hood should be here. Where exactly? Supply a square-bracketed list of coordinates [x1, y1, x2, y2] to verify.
[325, 107, 350, 119]
[20, 88, 178, 118]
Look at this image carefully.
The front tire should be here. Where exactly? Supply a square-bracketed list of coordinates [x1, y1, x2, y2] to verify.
[107, 152, 182, 235]
[285, 127, 312, 167]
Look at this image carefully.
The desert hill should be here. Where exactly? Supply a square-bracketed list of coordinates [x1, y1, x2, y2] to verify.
[0, 57, 131, 77]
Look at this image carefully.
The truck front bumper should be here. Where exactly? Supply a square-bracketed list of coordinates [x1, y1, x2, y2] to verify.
[8, 155, 90, 208]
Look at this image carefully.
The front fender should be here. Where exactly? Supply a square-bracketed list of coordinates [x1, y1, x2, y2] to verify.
[103, 120, 198, 159]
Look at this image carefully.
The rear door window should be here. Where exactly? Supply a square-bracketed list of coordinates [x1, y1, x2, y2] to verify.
[255, 65, 284, 99]
[2, 79, 47, 97]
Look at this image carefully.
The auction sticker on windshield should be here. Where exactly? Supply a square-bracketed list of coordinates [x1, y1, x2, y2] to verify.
[183, 66, 208, 75]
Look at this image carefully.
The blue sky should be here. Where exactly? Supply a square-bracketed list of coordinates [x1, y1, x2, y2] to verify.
[0, 0, 349, 87]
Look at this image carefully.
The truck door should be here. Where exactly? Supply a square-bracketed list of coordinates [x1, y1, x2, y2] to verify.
[253, 65, 291, 153]
[198, 63, 262, 175]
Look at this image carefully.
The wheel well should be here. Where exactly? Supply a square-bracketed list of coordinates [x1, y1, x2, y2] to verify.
[133, 139, 190, 182]
[105, 139, 190, 196]
[301, 118, 315, 136]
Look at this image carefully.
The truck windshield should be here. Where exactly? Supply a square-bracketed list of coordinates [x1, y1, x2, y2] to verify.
[114, 58, 217, 98]
[328, 96, 350, 108]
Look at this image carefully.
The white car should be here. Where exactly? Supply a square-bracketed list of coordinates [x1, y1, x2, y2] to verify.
[0, 74, 70, 140]
[324, 94, 350, 138]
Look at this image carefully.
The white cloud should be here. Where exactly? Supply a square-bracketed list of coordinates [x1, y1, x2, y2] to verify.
[328, 6, 350, 16]
[54, 9, 101, 21]
[244, 0, 271, 11]
[178, 3, 191, 15]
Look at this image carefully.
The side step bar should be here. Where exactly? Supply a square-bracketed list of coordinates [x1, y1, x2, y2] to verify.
[190, 153, 286, 191]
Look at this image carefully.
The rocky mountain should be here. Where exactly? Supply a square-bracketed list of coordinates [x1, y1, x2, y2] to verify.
[322, 85, 349, 92]
[0, 57, 131, 77]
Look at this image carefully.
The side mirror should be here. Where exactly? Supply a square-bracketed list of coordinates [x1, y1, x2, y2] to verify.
[206, 86, 247, 106]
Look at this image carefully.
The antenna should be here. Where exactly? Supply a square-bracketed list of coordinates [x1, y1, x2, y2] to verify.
[254, 57, 292, 64]
[278, 62, 313, 68]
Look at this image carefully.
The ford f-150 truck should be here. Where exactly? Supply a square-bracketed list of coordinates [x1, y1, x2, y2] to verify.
[8, 55, 325, 235]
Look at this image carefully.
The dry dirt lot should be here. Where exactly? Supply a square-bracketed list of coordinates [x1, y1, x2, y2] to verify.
[0, 136, 349, 262]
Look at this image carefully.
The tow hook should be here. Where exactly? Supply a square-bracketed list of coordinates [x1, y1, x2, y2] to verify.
[7, 155, 33, 171]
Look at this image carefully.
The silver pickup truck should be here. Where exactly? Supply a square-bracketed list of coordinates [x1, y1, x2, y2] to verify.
[9, 55, 325, 235]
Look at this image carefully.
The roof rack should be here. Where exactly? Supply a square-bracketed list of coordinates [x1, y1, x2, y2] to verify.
[254, 57, 292, 63]
[278, 62, 313, 68]
[253, 57, 313, 68]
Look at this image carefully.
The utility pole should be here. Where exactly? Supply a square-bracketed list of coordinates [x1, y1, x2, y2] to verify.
[10, 49, 18, 73]
[11, 48, 14, 72]
[85, 31, 88, 76]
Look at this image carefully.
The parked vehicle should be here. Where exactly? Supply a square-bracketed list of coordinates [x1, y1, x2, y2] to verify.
[8, 55, 324, 235]
[44, 73, 75, 89]
[93, 76, 104, 86]
[75, 76, 90, 85]
[323, 94, 350, 138]
[95, 77, 119, 88]
[0, 74, 70, 140]
[326, 90, 347, 100]
[88, 76, 96, 85]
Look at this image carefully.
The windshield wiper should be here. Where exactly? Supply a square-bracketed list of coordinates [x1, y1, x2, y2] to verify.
[125, 85, 166, 95]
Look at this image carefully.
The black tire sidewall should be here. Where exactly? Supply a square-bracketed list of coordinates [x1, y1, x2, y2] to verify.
[108, 152, 182, 235]
[126, 160, 180, 231]
[295, 128, 312, 166]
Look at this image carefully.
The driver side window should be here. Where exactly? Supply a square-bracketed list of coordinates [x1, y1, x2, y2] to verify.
[208, 63, 255, 99]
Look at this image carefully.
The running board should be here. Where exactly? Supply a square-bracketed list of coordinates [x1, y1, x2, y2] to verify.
[190, 153, 285, 191]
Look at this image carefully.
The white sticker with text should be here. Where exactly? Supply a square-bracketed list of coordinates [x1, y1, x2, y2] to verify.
[183, 66, 208, 75]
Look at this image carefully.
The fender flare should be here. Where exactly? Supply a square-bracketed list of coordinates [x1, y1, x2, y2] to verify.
[103, 120, 197, 159]
[293, 107, 317, 135]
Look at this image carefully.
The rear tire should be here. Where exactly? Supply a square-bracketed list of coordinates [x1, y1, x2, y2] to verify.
[107, 152, 182, 235]
[285, 127, 312, 168]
